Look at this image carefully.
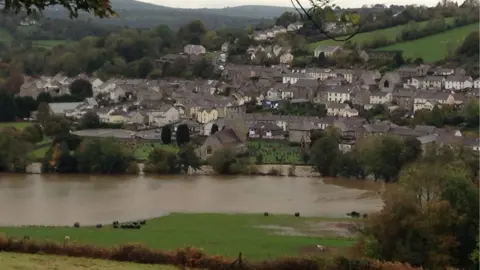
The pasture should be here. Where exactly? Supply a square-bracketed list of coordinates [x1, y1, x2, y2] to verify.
[0, 213, 357, 261]
[0, 252, 182, 270]
[248, 140, 304, 165]
[378, 23, 478, 62]
[307, 18, 454, 50]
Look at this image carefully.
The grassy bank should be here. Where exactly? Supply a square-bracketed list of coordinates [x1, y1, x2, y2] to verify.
[0, 213, 357, 260]
[308, 18, 454, 50]
[0, 121, 33, 130]
[378, 23, 478, 62]
[0, 252, 183, 270]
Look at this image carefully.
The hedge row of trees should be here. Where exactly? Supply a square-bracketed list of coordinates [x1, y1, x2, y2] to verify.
[307, 127, 478, 181]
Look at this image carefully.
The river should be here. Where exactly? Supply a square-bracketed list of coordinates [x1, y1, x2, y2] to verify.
[0, 174, 384, 226]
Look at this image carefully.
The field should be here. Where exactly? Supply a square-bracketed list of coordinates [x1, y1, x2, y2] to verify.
[0, 121, 33, 130]
[378, 23, 478, 62]
[307, 18, 454, 50]
[0, 252, 182, 270]
[0, 27, 68, 48]
[115, 140, 179, 161]
[0, 213, 357, 261]
[248, 140, 304, 165]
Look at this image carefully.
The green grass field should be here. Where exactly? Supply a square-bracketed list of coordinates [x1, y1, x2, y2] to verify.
[308, 18, 454, 50]
[0, 213, 357, 260]
[248, 140, 304, 165]
[378, 23, 478, 62]
[0, 252, 182, 270]
[0, 121, 33, 130]
[0, 27, 68, 48]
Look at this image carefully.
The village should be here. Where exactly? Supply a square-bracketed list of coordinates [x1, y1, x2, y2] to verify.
[18, 58, 480, 157]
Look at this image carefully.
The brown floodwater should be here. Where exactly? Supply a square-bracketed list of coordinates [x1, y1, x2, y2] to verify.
[0, 174, 384, 226]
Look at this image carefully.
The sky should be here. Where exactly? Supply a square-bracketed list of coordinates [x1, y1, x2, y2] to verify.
[136, 0, 444, 9]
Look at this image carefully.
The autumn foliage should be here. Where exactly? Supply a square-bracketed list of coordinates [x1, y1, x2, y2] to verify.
[0, 235, 421, 270]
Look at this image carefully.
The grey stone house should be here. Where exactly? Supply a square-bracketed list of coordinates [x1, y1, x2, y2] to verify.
[196, 128, 247, 160]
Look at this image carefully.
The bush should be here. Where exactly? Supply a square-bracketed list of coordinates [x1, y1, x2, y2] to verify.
[0, 235, 420, 270]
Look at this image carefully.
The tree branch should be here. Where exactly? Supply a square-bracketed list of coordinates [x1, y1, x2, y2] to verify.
[291, 0, 364, 42]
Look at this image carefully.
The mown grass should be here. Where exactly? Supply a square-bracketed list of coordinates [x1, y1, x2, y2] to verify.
[248, 140, 304, 165]
[378, 23, 478, 62]
[307, 18, 454, 50]
[0, 213, 356, 261]
[0, 252, 183, 270]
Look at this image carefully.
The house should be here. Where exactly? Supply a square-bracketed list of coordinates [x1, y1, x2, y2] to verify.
[127, 111, 148, 125]
[445, 75, 473, 90]
[397, 65, 430, 78]
[271, 26, 287, 35]
[288, 121, 316, 144]
[48, 102, 84, 117]
[369, 92, 392, 105]
[197, 108, 219, 124]
[196, 127, 247, 160]
[287, 22, 304, 31]
[221, 42, 229, 53]
[392, 90, 416, 110]
[326, 86, 352, 103]
[253, 31, 267, 41]
[327, 103, 359, 117]
[203, 118, 226, 136]
[279, 52, 294, 64]
[413, 92, 456, 112]
[422, 76, 444, 89]
[248, 122, 284, 139]
[148, 105, 181, 126]
[184, 44, 206, 56]
[108, 109, 127, 124]
[379, 72, 402, 92]
[313, 45, 342, 58]
[474, 78, 480, 89]
[431, 67, 454, 76]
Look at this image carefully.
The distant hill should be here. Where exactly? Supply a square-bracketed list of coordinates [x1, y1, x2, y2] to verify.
[41, 0, 294, 29]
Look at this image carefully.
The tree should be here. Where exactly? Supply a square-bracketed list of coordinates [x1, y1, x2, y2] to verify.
[3, 71, 24, 95]
[2, 0, 115, 18]
[144, 148, 179, 174]
[161, 125, 172, 144]
[69, 79, 93, 100]
[177, 143, 201, 173]
[14, 96, 37, 119]
[36, 102, 51, 125]
[78, 112, 100, 130]
[208, 148, 245, 175]
[43, 116, 71, 137]
[0, 130, 32, 172]
[21, 124, 43, 143]
[363, 160, 479, 269]
[176, 124, 190, 146]
[0, 90, 17, 122]
[75, 139, 134, 174]
[210, 124, 219, 135]
[309, 129, 341, 176]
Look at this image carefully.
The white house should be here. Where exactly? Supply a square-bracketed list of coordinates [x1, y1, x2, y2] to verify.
[271, 26, 287, 35]
[413, 92, 456, 112]
[184, 44, 206, 56]
[287, 22, 304, 31]
[279, 52, 294, 64]
[369, 92, 392, 105]
[326, 86, 352, 103]
[327, 103, 359, 117]
[445, 75, 473, 90]
[473, 78, 480, 89]
[313, 45, 342, 58]
[221, 42, 229, 53]
[253, 31, 267, 41]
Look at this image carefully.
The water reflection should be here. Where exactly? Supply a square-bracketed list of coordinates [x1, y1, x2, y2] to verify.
[0, 174, 384, 226]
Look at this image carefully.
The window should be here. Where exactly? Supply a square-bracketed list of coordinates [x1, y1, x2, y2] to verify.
[384, 80, 390, 88]
[207, 146, 212, 154]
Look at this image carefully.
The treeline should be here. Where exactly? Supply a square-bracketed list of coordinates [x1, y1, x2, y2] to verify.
[299, 3, 477, 43]
[0, 13, 118, 41]
[356, 14, 479, 50]
[306, 127, 478, 181]
[0, 20, 232, 80]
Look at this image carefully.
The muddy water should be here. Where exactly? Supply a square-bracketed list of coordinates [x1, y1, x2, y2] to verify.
[0, 174, 384, 226]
